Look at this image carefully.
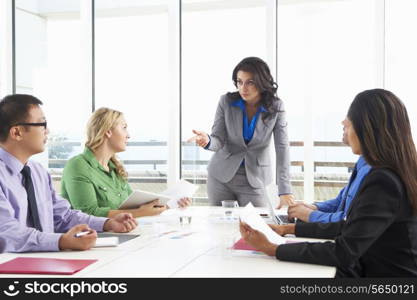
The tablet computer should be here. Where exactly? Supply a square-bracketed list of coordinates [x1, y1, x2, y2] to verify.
[118, 190, 171, 209]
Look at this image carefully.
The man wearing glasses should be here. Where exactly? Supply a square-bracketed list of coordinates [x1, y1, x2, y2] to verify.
[0, 94, 138, 253]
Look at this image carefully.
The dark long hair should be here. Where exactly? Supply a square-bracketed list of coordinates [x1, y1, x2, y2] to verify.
[227, 57, 282, 122]
[347, 89, 417, 215]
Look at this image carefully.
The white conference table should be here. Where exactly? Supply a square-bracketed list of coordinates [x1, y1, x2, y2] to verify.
[0, 207, 336, 278]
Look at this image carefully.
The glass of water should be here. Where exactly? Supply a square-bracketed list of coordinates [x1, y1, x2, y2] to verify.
[179, 215, 192, 226]
[221, 200, 239, 219]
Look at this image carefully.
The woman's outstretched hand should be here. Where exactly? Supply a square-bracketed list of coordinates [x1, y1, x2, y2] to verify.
[187, 129, 210, 148]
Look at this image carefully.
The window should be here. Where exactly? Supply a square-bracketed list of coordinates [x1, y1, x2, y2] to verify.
[15, 0, 90, 190]
[278, 0, 378, 200]
[7, 0, 417, 204]
[385, 0, 417, 137]
[182, 0, 270, 204]
[95, 0, 170, 193]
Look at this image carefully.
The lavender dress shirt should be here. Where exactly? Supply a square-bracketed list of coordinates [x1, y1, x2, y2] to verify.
[0, 147, 108, 253]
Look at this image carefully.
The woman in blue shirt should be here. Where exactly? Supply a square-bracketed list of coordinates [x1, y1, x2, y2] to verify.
[288, 155, 371, 223]
[189, 57, 294, 208]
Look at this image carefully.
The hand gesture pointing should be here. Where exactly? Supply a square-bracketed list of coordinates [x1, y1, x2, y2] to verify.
[187, 129, 210, 148]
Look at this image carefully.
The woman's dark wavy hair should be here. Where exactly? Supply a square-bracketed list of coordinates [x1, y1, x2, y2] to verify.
[347, 89, 417, 215]
[227, 57, 282, 122]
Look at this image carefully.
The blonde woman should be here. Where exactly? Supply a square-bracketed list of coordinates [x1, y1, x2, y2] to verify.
[61, 108, 191, 218]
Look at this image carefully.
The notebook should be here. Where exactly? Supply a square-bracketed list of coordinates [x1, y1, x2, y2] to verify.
[0, 257, 97, 275]
[94, 237, 119, 248]
[97, 233, 140, 244]
[119, 190, 171, 209]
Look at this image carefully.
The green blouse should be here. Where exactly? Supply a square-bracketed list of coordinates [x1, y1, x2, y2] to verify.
[61, 148, 132, 217]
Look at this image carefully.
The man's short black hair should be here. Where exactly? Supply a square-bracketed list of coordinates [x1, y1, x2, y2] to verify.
[0, 94, 43, 142]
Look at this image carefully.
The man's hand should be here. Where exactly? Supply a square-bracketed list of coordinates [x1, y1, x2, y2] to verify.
[59, 224, 97, 251]
[239, 221, 277, 256]
[287, 202, 317, 222]
[104, 213, 138, 233]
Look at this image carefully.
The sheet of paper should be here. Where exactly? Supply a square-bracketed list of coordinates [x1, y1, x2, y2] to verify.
[160, 179, 198, 208]
[240, 203, 286, 245]
[93, 237, 119, 248]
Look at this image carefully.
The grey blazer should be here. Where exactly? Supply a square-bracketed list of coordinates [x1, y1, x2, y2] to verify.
[206, 94, 292, 194]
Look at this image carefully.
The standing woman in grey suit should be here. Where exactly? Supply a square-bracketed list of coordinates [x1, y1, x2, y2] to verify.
[189, 57, 294, 207]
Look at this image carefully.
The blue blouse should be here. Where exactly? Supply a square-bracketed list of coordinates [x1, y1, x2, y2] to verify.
[231, 98, 267, 144]
[205, 98, 267, 149]
[309, 156, 372, 223]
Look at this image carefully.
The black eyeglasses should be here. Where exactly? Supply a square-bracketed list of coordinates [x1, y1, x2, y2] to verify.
[13, 122, 47, 129]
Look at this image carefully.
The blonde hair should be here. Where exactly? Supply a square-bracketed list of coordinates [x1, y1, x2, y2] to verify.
[85, 107, 128, 179]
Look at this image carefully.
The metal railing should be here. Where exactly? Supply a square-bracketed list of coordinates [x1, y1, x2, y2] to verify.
[48, 140, 354, 188]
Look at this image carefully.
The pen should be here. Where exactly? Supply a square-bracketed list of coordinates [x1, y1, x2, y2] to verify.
[74, 231, 91, 238]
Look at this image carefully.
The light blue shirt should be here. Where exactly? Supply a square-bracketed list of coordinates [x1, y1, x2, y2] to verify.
[309, 156, 372, 223]
[0, 147, 107, 253]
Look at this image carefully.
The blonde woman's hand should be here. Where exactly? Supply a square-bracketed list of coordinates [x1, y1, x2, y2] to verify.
[187, 129, 209, 148]
[177, 197, 192, 208]
[136, 200, 167, 217]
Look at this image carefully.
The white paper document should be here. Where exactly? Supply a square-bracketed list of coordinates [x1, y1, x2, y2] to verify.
[160, 179, 198, 209]
[240, 203, 286, 245]
[93, 237, 119, 248]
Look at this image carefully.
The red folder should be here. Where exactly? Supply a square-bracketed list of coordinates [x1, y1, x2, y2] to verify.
[0, 257, 97, 275]
[232, 238, 257, 251]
